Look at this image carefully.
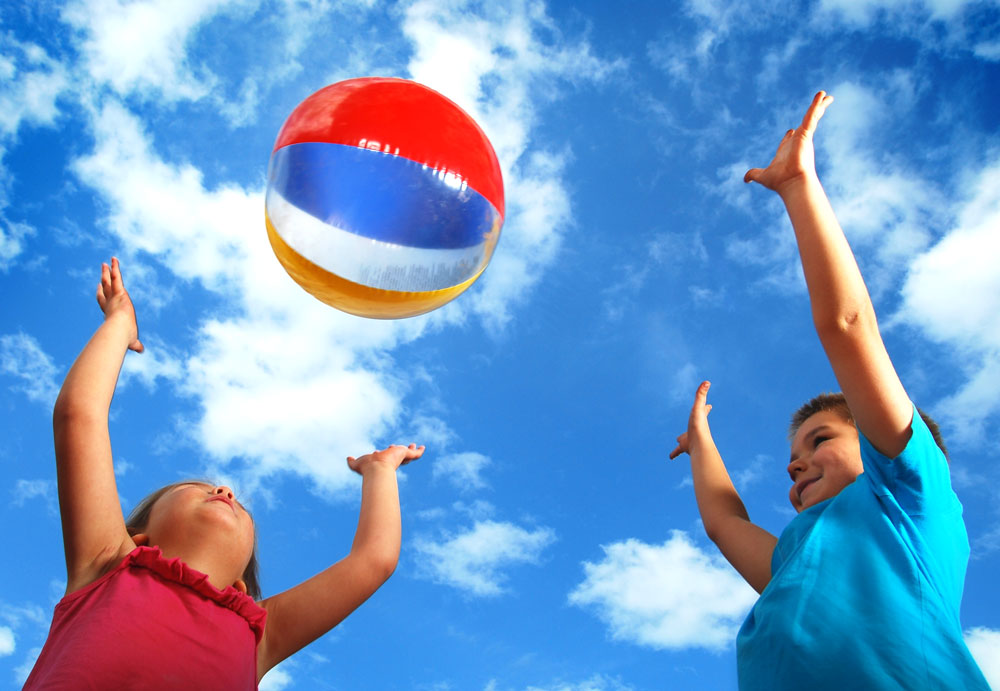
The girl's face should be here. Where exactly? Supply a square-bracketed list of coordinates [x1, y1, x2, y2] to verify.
[144, 482, 256, 575]
[787, 411, 864, 512]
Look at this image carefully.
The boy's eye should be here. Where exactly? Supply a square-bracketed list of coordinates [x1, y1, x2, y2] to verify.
[813, 436, 829, 447]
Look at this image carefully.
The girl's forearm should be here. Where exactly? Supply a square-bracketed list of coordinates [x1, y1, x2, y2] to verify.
[54, 315, 134, 420]
[350, 464, 402, 576]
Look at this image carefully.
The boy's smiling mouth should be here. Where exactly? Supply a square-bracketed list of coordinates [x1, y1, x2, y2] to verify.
[796, 476, 820, 503]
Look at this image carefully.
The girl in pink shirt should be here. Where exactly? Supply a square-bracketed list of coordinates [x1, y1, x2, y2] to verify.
[24, 258, 422, 689]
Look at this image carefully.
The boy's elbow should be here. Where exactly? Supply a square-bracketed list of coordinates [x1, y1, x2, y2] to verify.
[813, 301, 878, 343]
[702, 518, 725, 545]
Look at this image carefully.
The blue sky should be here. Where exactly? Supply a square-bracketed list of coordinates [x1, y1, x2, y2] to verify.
[2, 0, 999, 688]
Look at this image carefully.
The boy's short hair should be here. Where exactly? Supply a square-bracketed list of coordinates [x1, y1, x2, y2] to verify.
[789, 392, 948, 459]
[125, 480, 262, 600]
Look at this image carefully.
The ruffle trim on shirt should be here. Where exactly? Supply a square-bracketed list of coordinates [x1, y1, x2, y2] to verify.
[127, 546, 267, 643]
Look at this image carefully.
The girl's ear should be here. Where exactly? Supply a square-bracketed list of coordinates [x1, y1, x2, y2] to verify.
[132, 533, 150, 546]
[233, 579, 248, 594]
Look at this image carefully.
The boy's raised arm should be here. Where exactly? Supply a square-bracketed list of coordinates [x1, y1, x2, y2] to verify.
[671, 382, 776, 593]
[745, 92, 913, 458]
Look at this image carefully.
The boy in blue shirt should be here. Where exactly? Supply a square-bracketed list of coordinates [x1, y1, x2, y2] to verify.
[670, 92, 990, 689]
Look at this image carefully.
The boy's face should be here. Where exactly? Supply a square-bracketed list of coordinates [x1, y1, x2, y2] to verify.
[787, 410, 863, 512]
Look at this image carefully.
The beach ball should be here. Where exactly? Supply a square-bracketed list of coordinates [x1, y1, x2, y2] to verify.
[265, 77, 505, 319]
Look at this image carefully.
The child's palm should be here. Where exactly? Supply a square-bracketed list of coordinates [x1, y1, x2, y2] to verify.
[744, 91, 833, 194]
[347, 443, 424, 475]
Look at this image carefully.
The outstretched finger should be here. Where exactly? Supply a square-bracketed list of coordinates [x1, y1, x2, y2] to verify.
[691, 380, 711, 409]
[800, 91, 833, 136]
[110, 257, 125, 291]
[744, 167, 763, 184]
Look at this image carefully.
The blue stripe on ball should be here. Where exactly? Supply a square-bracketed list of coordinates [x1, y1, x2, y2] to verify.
[267, 142, 500, 250]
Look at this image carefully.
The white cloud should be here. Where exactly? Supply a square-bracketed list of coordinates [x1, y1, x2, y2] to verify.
[0, 626, 13, 656]
[71, 102, 252, 291]
[0, 333, 60, 408]
[119, 336, 183, 391]
[817, 80, 943, 274]
[0, 35, 68, 138]
[61, 0, 255, 102]
[433, 451, 491, 492]
[183, 314, 405, 494]
[965, 627, 1000, 688]
[259, 660, 294, 691]
[897, 157, 1000, 443]
[0, 35, 67, 270]
[569, 532, 757, 651]
[414, 519, 555, 596]
[0, 220, 34, 272]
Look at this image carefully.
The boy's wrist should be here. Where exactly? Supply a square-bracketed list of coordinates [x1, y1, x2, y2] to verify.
[776, 172, 822, 204]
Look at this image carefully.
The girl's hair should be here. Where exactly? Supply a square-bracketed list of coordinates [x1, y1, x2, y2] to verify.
[789, 392, 948, 460]
[125, 480, 262, 600]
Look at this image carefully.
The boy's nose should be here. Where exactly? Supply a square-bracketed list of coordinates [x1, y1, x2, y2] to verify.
[787, 457, 806, 477]
[213, 486, 235, 500]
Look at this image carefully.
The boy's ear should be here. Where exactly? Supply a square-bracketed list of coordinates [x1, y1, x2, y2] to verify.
[233, 579, 248, 594]
[132, 533, 150, 546]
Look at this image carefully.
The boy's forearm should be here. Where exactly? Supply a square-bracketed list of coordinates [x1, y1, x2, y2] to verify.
[779, 175, 873, 334]
[688, 436, 751, 539]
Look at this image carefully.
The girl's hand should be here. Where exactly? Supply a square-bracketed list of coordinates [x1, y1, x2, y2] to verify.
[669, 381, 713, 460]
[96, 257, 143, 353]
[347, 443, 424, 475]
[744, 91, 833, 196]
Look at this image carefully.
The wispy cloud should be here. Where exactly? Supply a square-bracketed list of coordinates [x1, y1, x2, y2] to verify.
[10, 479, 57, 516]
[433, 451, 492, 492]
[0, 333, 60, 408]
[569, 531, 757, 651]
[522, 675, 635, 691]
[414, 519, 556, 597]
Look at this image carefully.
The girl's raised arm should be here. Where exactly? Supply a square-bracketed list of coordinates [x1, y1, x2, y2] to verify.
[255, 443, 422, 681]
[54, 258, 143, 593]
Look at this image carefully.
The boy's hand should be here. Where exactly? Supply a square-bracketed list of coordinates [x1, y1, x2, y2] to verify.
[96, 257, 144, 353]
[347, 443, 424, 475]
[744, 91, 834, 196]
[670, 381, 714, 459]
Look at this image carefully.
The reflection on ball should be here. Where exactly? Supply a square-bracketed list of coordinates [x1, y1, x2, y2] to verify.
[265, 77, 505, 319]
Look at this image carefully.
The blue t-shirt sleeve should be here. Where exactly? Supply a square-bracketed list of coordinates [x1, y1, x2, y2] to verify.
[858, 404, 960, 517]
